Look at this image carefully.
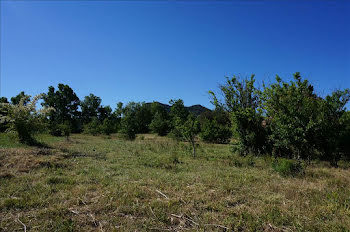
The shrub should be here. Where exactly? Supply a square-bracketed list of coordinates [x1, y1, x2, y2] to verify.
[100, 118, 115, 135]
[83, 117, 101, 135]
[272, 158, 304, 177]
[1, 94, 53, 144]
[210, 75, 268, 155]
[199, 118, 231, 144]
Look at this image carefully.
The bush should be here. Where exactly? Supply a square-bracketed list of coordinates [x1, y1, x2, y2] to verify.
[83, 117, 101, 135]
[272, 158, 304, 177]
[210, 75, 268, 155]
[1, 94, 53, 144]
[199, 118, 231, 144]
[100, 118, 116, 135]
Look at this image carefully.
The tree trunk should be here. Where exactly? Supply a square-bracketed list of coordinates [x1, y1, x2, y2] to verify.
[191, 140, 196, 158]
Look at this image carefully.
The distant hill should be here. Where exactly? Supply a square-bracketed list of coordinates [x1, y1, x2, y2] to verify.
[145, 102, 211, 116]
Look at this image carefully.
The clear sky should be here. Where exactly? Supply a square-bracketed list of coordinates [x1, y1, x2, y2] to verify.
[1, 0, 349, 109]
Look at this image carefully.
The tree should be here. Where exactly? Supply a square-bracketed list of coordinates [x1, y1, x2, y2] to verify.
[169, 99, 190, 138]
[119, 102, 139, 140]
[83, 117, 101, 136]
[0, 97, 8, 103]
[0, 97, 9, 132]
[149, 102, 170, 136]
[135, 103, 153, 133]
[81, 94, 101, 124]
[2, 94, 53, 144]
[262, 73, 350, 165]
[98, 105, 113, 122]
[174, 114, 200, 157]
[199, 110, 232, 144]
[11, 91, 30, 105]
[316, 89, 350, 165]
[42, 84, 81, 134]
[100, 118, 115, 135]
[210, 75, 267, 155]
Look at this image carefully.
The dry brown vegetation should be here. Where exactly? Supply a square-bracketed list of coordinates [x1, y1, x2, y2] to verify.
[1, 133, 350, 231]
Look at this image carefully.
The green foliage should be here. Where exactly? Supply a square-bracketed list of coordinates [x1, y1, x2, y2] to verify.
[263, 73, 350, 165]
[210, 75, 267, 155]
[174, 114, 200, 157]
[199, 110, 231, 144]
[81, 94, 102, 124]
[42, 84, 81, 133]
[316, 90, 350, 165]
[100, 118, 116, 135]
[263, 73, 320, 160]
[11, 91, 30, 105]
[83, 117, 101, 136]
[1, 94, 53, 144]
[59, 122, 72, 140]
[169, 99, 190, 138]
[0, 97, 9, 132]
[119, 102, 153, 139]
[150, 102, 170, 136]
[339, 111, 350, 158]
[272, 158, 304, 177]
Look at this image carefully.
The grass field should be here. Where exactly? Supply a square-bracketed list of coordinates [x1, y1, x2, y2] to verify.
[1, 133, 350, 231]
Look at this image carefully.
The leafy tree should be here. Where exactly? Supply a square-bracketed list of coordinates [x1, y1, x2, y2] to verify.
[316, 90, 350, 165]
[42, 84, 81, 134]
[0, 97, 9, 132]
[0, 97, 8, 103]
[83, 117, 101, 136]
[169, 99, 189, 138]
[210, 75, 267, 155]
[199, 110, 232, 144]
[339, 111, 350, 159]
[262, 73, 320, 160]
[81, 94, 101, 124]
[263, 73, 350, 165]
[120, 102, 139, 140]
[100, 118, 115, 135]
[2, 94, 53, 144]
[149, 102, 170, 136]
[58, 121, 72, 141]
[98, 105, 113, 122]
[11, 91, 30, 105]
[174, 114, 200, 157]
[135, 103, 153, 133]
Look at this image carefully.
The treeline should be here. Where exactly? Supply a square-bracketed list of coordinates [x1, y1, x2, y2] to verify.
[1, 73, 350, 165]
[0, 84, 231, 152]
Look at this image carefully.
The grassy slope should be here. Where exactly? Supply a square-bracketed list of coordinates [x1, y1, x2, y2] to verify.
[0, 133, 349, 231]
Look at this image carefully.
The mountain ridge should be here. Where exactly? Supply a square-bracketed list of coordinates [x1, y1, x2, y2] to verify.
[145, 102, 211, 116]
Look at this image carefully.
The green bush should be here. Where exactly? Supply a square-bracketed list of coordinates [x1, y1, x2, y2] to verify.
[209, 75, 268, 155]
[272, 158, 304, 177]
[83, 117, 101, 135]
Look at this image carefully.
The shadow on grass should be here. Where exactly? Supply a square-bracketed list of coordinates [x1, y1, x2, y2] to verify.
[22, 137, 51, 149]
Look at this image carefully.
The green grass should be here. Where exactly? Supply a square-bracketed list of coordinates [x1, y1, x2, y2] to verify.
[1, 133, 350, 231]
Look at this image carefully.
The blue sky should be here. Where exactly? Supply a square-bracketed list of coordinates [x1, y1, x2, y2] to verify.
[1, 0, 349, 109]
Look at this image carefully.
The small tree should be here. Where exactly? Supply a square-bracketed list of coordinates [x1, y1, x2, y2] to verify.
[210, 75, 267, 155]
[0, 97, 9, 132]
[83, 117, 101, 136]
[59, 121, 72, 141]
[150, 102, 170, 136]
[169, 99, 190, 138]
[199, 110, 232, 144]
[120, 102, 138, 140]
[262, 73, 320, 160]
[100, 118, 115, 135]
[174, 114, 200, 158]
[1, 94, 53, 144]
